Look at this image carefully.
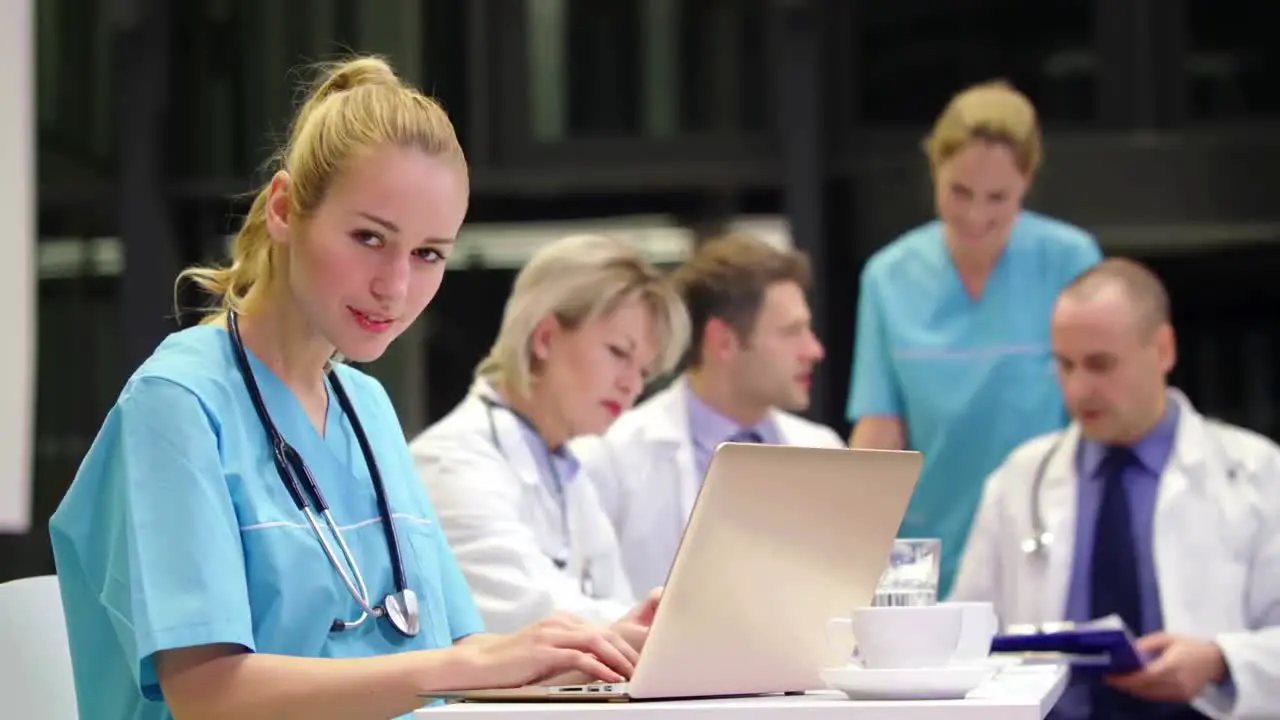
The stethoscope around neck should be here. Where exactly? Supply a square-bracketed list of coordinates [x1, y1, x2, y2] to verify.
[1021, 418, 1241, 558]
[227, 311, 420, 638]
[477, 390, 597, 598]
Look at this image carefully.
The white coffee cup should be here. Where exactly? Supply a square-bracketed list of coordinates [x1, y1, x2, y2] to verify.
[828, 604, 964, 669]
[943, 601, 999, 665]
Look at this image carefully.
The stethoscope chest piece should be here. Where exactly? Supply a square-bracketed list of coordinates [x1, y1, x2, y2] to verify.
[1021, 531, 1053, 556]
[384, 589, 421, 638]
[227, 311, 421, 640]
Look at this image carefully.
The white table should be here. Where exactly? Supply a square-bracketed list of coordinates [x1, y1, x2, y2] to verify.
[416, 663, 1069, 720]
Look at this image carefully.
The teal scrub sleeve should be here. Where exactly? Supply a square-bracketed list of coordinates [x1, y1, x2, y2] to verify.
[846, 265, 903, 423]
[409, 468, 485, 642]
[94, 376, 256, 699]
[434, 518, 487, 641]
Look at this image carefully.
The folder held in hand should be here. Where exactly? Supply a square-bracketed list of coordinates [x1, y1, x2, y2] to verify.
[989, 614, 1149, 675]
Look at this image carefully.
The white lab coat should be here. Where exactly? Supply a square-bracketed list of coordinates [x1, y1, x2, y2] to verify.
[573, 375, 847, 594]
[408, 379, 634, 634]
[950, 390, 1280, 719]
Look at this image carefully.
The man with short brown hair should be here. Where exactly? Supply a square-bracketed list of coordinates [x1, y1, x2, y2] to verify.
[576, 233, 843, 594]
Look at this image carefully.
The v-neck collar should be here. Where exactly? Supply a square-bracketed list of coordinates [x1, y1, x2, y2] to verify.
[216, 324, 341, 444]
[242, 347, 342, 446]
[937, 216, 1022, 308]
[214, 326, 364, 506]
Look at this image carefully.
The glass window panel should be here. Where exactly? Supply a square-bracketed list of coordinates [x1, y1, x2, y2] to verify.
[1184, 0, 1280, 120]
[38, 0, 116, 179]
[854, 0, 1095, 127]
[172, 0, 460, 181]
[170, 1, 237, 179]
[34, 235, 121, 501]
[170, 0, 292, 179]
[422, 0, 468, 148]
[523, 0, 767, 142]
[564, 0, 642, 138]
[676, 0, 768, 134]
[524, 0, 642, 140]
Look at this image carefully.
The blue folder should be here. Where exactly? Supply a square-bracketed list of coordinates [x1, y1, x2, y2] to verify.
[989, 614, 1149, 675]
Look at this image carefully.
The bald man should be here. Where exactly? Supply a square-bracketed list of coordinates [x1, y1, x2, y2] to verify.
[951, 258, 1280, 720]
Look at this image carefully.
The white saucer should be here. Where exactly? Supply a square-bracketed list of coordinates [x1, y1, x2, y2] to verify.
[820, 664, 997, 701]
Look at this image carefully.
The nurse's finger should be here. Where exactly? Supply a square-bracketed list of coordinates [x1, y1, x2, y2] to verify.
[548, 628, 635, 678]
[548, 648, 624, 684]
[543, 612, 588, 631]
[541, 615, 637, 665]
[583, 629, 639, 675]
[598, 625, 641, 666]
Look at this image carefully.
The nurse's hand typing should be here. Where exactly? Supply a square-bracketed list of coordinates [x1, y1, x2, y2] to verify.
[540, 586, 665, 687]
[459, 613, 640, 687]
[155, 615, 638, 720]
[612, 586, 663, 653]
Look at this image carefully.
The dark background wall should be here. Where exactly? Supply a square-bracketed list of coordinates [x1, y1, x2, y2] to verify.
[11, 0, 1280, 581]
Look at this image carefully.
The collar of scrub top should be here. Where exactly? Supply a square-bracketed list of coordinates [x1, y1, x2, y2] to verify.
[683, 382, 780, 453]
[225, 310, 419, 638]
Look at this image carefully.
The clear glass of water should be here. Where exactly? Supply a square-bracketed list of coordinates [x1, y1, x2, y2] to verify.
[872, 538, 942, 607]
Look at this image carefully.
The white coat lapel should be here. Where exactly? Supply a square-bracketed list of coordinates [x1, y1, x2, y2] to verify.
[772, 412, 806, 446]
[1152, 392, 1211, 636]
[637, 377, 699, 520]
[471, 379, 571, 565]
[1038, 425, 1082, 621]
[471, 380, 542, 489]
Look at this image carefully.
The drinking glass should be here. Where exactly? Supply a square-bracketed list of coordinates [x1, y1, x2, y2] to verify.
[871, 538, 942, 607]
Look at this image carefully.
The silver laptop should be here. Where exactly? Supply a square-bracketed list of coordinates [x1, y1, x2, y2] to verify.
[426, 443, 922, 703]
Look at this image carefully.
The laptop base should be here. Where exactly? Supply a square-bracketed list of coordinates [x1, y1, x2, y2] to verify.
[425, 683, 807, 704]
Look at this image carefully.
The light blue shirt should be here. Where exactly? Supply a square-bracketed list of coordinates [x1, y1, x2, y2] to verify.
[49, 325, 484, 720]
[517, 419, 582, 503]
[1066, 396, 1178, 634]
[515, 414, 580, 563]
[685, 384, 781, 483]
[846, 210, 1102, 597]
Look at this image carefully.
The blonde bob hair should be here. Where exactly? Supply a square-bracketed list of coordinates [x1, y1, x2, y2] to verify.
[176, 54, 466, 322]
[476, 234, 690, 399]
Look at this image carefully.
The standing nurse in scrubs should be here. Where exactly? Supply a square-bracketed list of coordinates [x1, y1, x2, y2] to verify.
[49, 56, 643, 720]
[846, 80, 1103, 597]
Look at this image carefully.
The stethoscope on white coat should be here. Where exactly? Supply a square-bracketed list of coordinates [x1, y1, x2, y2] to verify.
[1021, 419, 1242, 558]
[228, 311, 420, 638]
[478, 393, 598, 599]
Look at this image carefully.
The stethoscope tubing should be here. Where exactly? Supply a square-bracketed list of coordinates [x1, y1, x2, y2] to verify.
[227, 311, 411, 628]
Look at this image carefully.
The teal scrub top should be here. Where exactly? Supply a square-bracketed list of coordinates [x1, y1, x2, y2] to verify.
[49, 325, 484, 720]
[846, 210, 1103, 597]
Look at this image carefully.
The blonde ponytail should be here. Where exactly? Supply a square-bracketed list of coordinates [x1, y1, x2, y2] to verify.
[173, 53, 465, 324]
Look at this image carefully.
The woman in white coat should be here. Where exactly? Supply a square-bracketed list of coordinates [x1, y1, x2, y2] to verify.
[409, 234, 690, 650]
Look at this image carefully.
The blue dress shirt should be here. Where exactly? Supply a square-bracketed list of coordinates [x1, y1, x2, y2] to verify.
[685, 385, 781, 484]
[1052, 398, 1179, 720]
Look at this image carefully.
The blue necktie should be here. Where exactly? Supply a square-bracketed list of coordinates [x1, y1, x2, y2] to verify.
[729, 428, 764, 444]
[1089, 447, 1150, 718]
[1086, 448, 1206, 720]
[1090, 446, 1142, 632]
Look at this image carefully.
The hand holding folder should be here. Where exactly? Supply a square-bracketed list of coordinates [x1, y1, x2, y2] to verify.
[989, 614, 1150, 674]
